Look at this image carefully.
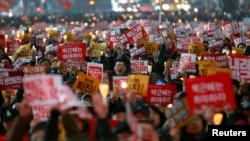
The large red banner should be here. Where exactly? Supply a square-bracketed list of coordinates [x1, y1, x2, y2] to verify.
[185, 73, 236, 115]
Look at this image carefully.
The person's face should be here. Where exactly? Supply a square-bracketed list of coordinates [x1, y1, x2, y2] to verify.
[185, 116, 204, 135]
[172, 61, 179, 68]
[114, 61, 126, 76]
[83, 96, 92, 104]
[149, 108, 161, 128]
[40, 60, 51, 73]
[238, 44, 246, 49]
[139, 122, 155, 141]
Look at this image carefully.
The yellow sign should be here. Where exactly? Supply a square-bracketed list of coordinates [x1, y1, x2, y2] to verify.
[232, 47, 244, 55]
[128, 74, 149, 96]
[73, 72, 100, 94]
[198, 61, 217, 75]
[90, 41, 107, 51]
[144, 41, 158, 55]
[15, 43, 31, 57]
[207, 67, 232, 75]
[188, 43, 205, 56]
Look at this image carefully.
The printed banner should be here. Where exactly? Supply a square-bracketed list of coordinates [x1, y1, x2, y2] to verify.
[145, 84, 176, 106]
[113, 76, 128, 93]
[23, 75, 62, 121]
[73, 72, 100, 94]
[188, 43, 205, 56]
[144, 41, 158, 55]
[185, 73, 236, 115]
[202, 53, 229, 68]
[229, 55, 250, 83]
[125, 24, 147, 44]
[0, 71, 23, 89]
[15, 43, 31, 57]
[131, 60, 148, 74]
[23, 65, 46, 77]
[129, 44, 147, 59]
[58, 43, 86, 61]
[165, 98, 194, 128]
[198, 61, 217, 76]
[87, 63, 103, 82]
[178, 53, 197, 73]
[0, 63, 14, 71]
[128, 74, 149, 96]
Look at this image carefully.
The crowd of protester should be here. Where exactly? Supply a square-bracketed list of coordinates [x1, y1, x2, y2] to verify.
[0, 9, 250, 141]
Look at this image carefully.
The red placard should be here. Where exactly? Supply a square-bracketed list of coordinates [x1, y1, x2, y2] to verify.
[185, 73, 236, 115]
[146, 84, 176, 106]
[87, 63, 103, 82]
[0, 71, 23, 89]
[6, 38, 20, 55]
[125, 24, 147, 44]
[58, 43, 86, 61]
[229, 54, 250, 83]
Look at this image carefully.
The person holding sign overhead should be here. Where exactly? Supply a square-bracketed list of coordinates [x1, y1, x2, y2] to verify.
[107, 58, 129, 91]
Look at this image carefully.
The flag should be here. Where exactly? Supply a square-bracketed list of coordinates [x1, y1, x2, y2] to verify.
[0, 0, 14, 12]
[57, 0, 71, 10]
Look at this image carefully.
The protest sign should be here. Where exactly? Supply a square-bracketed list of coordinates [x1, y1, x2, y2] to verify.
[15, 43, 31, 57]
[0, 63, 14, 71]
[188, 43, 205, 56]
[131, 60, 148, 74]
[146, 84, 176, 106]
[202, 53, 229, 68]
[144, 41, 158, 55]
[185, 73, 236, 115]
[197, 61, 217, 76]
[178, 53, 197, 73]
[23, 75, 62, 121]
[229, 55, 250, 83]
[128, 74, 149, 96]
[113, 76, 128, 93]
[73, 72, 100, 94]
[23, 65, 46, 77]
[0, 71, 23, 90]
[125, 24, 147, 44]
[87, 62, 103, 82]
[58, 42, 86, 61]
[165, 98, 194, 128]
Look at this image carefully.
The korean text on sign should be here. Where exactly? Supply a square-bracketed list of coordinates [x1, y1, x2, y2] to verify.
[58, 43, 86, 61]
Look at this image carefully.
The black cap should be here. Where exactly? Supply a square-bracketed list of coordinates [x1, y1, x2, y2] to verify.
[132, 102, 150, 117]
[112, 103, 126, 115]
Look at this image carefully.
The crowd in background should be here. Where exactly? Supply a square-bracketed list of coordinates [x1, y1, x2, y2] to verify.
[0, 10, 250, 141]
